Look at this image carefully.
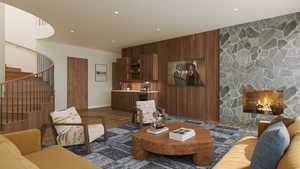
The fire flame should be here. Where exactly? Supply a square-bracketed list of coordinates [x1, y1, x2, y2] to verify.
[257, 97, 273, 112]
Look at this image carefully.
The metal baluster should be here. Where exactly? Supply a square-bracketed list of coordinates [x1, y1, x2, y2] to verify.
[33, 79, 36, 112]
[0, 85, 3, 129]
[26, 79, 28, 113]
[11, 83, 14, 122]
[16, 81, 19, 120]
[30, 79, 32, 112]
[21, 80, 24, 120]
[6, 84, 8, 123]
[39, 73, 41, 112]
[35, 79, 37, 112]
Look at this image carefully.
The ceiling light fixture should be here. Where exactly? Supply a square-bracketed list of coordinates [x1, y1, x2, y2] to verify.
[70, 29, 75, 33]
[233, 8, 239, 12]
[156, 28, 161, 32]
[114, 11, 119, 15]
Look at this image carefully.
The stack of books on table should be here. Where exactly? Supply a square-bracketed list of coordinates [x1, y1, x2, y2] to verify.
[169, 128, 196, 141]
[146, 127, 169, 135]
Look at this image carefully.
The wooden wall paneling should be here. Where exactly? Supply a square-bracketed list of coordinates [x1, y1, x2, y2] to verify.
[117, 57, 130, 81]
[194, 33, 206, 59]
[121, 30, 219, 122]
[152, 54, 159, 81]
[157, 41, 168, 108]
[122, 48, 133, 58]
[67, 57, 88, 110]
[145, 54, 150, 81]
[190, 33, 207, 119]
[132, 46, 142, 63]
[141, 53, 159, 81]
[166, 38, 181, 117]
[142, 43, 157, 54]
[205, 31, 219, 121]
[140, 43, 158, 81]
[179, 36, 195, 118]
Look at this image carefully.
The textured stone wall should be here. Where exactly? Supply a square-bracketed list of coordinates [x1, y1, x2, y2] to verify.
[220, 12, 300, 126]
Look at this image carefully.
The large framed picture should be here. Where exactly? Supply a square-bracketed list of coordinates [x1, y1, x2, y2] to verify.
[95, 64, 107, 82]
[168, 59, 205, 86]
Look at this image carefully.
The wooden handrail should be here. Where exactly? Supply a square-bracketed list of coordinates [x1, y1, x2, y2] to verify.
[1, 41, 54, 85]
[0, 64, 54, 85]
[5, 41, 54, 64]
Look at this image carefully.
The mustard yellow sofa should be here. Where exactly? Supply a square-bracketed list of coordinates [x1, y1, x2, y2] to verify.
[213, 118, 300, 169]
[0, 129, 102, 169]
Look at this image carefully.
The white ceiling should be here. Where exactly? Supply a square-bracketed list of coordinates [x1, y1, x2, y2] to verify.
[2, 0, 300, 52]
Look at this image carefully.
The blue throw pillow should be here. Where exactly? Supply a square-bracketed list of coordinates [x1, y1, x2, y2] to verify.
[250, 121, 290, 169]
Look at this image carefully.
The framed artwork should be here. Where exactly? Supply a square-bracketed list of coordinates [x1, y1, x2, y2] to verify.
[95, 64, 107, 82]
[168, 58, 205, 86]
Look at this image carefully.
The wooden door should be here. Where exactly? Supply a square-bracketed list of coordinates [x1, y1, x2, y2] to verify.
[67, 57, 88, 110]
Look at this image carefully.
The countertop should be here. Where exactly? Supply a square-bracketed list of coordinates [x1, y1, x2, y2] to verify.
[111, 90, 160, 93]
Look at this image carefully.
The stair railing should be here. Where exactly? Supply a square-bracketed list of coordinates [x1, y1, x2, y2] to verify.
[0, 41, 54, 131]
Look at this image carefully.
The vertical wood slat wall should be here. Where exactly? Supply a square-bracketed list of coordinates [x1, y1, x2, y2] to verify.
[121, 30, 219, 121]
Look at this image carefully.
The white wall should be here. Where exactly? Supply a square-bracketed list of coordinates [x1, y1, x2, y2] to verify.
[5, 45, 37, 72]
[3, 4, 120, 109]
[4, 4, 37, 72]
[5, 5, 36, 49]
[36, 40, 120, 110]
[0, 3, 4, 83]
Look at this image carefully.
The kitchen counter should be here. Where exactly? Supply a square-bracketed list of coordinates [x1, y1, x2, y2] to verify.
[111, 90, 160, 93]
[111, 90, 160, 111]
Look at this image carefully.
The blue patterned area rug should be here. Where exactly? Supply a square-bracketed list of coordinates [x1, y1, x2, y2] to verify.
[68, 118, 257, 169]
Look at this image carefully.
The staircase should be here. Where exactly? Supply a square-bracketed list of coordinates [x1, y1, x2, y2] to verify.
[5, 66, 33, 81]
[0, 41, 55, 133]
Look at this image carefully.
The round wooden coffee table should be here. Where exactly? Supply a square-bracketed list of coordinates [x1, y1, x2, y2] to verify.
[132, 122, 214, 166]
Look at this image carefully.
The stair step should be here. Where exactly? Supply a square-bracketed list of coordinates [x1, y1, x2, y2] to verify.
[5, 72, 34, 81]
[1, 112, 29, 119]
[5, 66, 21, 73]
[4, 81, 50, 88]
[0, 120, 28, 132]
[1, 119, 27, 125]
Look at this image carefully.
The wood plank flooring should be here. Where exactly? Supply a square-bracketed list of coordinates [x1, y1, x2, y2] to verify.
[43, 107, 132, 144]
[42, 107, 256, 145]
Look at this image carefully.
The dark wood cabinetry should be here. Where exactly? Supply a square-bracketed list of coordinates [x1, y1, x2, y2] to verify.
[111, 92, 159, 111]
[116, 52, 158, 81]
[111, 92, 139, 111]
[116, 57, 130, 81]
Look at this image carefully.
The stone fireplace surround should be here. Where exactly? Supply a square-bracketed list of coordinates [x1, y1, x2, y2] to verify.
[220, 12, 300, 126]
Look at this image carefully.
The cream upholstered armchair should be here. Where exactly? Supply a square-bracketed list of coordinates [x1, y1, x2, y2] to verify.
[133, 100, 166, 128]
[47, 107, 107, 154]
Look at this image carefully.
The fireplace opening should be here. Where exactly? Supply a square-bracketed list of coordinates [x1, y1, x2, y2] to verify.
[243, 90, 284, 115]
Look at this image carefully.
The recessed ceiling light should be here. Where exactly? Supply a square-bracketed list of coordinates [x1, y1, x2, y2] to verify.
[156, 28, 161, 32]
[70, 29, 75, 33]
[233, 8, 239, 12]
[114, 11, 119, 15]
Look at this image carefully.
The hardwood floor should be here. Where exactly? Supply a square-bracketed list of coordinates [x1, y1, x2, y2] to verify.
[42, 107, 256, 145]
[42, 107, 132, 144]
